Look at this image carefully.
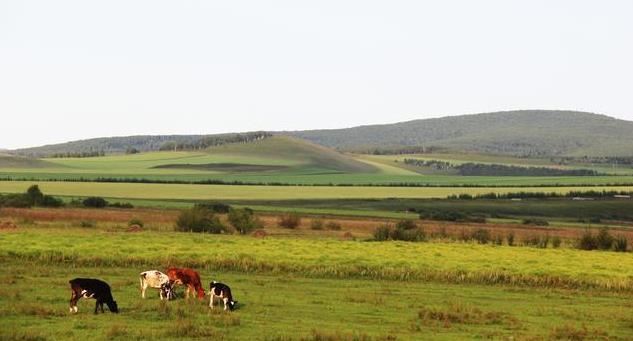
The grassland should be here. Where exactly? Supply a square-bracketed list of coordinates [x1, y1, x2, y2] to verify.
[4, 137, 633, 186]
[2, 225, 633, 340]
[3, 181, 633, 201]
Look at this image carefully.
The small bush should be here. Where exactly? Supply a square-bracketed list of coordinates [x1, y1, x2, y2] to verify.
[310, 218, 324, 230]
[325, 221, 342, 230]
[471, 228, 491, 244]
[522, 218, 549, 226]
[83, 197, 108, 208]
[577, 230, 597, 250]
[176, 207, 226, 233]
[396, 219, 417, 230]
[613, 236, 628, 252]
[109, 202, 134, 209]
[278, 213, 302, 229]
[128, 218, 144, 228]
[373, 225, 391, 241]
[596, 227, 613, 250]
[228, 208, 262, 234]
[194, 202, 231, 214]
[552, 236, 562, 248]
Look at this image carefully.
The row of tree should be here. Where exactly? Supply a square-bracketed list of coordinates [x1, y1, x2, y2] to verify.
[403, 158, 600, 176]
[159, 132, 272, 151]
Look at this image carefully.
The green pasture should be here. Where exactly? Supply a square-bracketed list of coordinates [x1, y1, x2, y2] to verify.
[2, 262, 633, 340]
[3, 229, 633, 290]
[2, 229, 633, 339]
[2, 181, 633, 201]
[4, 137, 633, 186]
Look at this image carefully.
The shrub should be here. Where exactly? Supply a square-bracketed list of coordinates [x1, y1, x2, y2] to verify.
[109, 202, 134, 209]
[228, 208, 261, 234]
[596, 227, 613, 250]
[522, 218, 549, 226]
[392, 221, 425, 242]
[0, 193, 32, 208]
[470, 228, 491, 244]
[578, 230, 597, 250]
[128, 218, 144, 228]
[278, 213, 302, 229]
[325, 221, 342, 231]
[194, 202, 231, 214]
[176, 207, 226, 233]
[552, 236, 562, 248]
[613, 236, 628, 252]
[373, 225, 391, 241]
[25, 185, 44, 205]
[83, 197, 108, 208]
[310, 218, 324, 230]
[493, 234, 503, 245]
[39, 195, 64, 207]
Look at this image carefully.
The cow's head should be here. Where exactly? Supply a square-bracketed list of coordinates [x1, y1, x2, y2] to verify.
[228, 300, 237, 311]
[161, 282, 175, 300]
[108, 300, 119, 313]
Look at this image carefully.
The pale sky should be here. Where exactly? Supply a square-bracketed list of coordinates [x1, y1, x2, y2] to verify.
[1, 1, 632, 149]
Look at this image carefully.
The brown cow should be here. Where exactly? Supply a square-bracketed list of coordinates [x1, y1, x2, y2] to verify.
[166, 267, 205, 299]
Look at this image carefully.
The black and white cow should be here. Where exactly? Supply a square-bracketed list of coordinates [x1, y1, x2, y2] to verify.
[69, 278, 118, 314]
[208, 281, 237, 311]
[139, 270, 174, 300]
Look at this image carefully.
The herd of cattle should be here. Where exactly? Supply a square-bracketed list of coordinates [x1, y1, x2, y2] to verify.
[69, 267, 237, 314]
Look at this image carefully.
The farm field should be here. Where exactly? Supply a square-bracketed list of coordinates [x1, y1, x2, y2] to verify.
[4, 137, 633, 186]
[2, 181, 633, 201]
[1, 226, 633, 340]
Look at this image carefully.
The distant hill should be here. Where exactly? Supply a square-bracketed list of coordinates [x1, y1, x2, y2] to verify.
[290, 110, 633, 157]
[10, 110, 633, 158]
[0, 154, 59, 168]
[199, 135, 376, 173]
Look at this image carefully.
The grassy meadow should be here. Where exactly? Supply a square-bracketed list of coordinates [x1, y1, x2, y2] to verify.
[2, 181, 633, 202]
[2, 225, 633, 340]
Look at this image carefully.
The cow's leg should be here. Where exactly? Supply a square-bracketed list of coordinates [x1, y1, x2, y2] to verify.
[69, 290, 79, 313]
[141, 284, 146, 299]
[159, 288, 164, 300]
[186, 285, 191, 299]
[100, 302, 105, 313]
[223, 298, 229, 311]
[94, 301, 99, 314]
[209, 293, 215, 308]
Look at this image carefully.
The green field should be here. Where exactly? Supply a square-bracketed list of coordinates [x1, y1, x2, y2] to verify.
[4, 137, 633, 186]
[2, 228, 633, 339]
[2, 181, 633, 201]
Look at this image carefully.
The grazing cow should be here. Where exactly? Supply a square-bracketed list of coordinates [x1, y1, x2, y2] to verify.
[139, 270, 174, 300]
[208, 281, 237, 311]
[166, 267, 205, 299]
[69, 278, 118, 314]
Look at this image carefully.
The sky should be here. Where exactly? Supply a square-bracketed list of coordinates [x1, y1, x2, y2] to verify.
[1, 0, 632, 149]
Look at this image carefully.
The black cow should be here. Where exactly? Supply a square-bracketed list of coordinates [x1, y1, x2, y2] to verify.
[208, 281, 237, 311]
[69, 278, 118, 314]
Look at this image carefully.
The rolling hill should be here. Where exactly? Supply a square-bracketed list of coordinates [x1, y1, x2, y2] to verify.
[9, 110, 633, 158]
[290, 110, 633, 157]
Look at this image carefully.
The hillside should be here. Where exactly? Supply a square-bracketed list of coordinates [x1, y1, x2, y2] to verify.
[290, 110, 633, 157]
[198, 135, 376, 173]
[0, 154, 59, 169]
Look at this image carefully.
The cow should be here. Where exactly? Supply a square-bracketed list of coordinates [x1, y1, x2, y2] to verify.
[139, 270, 174, 300]
[166, 267, 205, 299]
[208, 281, 237, 311]
[69, 278, 118, 314]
